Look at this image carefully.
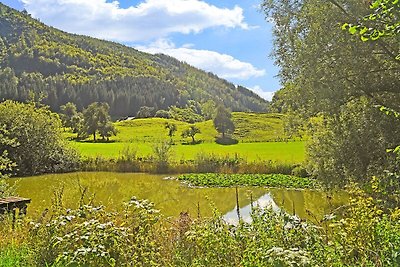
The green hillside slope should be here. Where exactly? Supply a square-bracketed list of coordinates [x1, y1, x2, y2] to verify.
[65, 112, 304, 163]
[0, 3, 268, 117]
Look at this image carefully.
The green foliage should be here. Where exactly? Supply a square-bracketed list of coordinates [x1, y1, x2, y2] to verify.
[0, 100, 79, 176]
[0, 245, 31, 267]
[29, 197, 161, 266]
[165, 122, 177, 141]
[152, 141, 173, 173]
[82, 102, 116, 141]
[59, 102, 77, 129]
[154, 109, 171, 119]
[291, 165, 309, 178]
[169, 106, 204, 123]
[213, 106, 235, 138]
[264, 0, 400, 189]
[178, 173, 317, 188]
[200, 99, 217, 120]
[181, 125, 201, 144]
[307, 98, 400, 187]
[136, 106, 154, 118]
[342, 0, 399, 58]
[0, 126, 16, 197]
[263, 0, 400, 115]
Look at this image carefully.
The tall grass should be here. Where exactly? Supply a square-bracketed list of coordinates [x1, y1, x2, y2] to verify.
[80, 145, 298, 175]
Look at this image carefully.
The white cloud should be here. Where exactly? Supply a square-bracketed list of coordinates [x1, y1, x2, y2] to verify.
[136, 39, 266, 80]
[21, 0, 249, 42]
[248, 85, 274, 101]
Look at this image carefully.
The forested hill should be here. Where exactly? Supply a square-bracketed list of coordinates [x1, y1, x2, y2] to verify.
[0, 3, 268, 117]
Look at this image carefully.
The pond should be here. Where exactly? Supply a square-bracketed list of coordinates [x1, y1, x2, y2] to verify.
[10, 172, 348, 222]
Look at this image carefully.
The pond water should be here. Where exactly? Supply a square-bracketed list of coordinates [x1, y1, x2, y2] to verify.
[10, 172, 348, 221]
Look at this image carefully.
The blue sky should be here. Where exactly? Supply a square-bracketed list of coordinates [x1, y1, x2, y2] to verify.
[1, 0, 279, 100]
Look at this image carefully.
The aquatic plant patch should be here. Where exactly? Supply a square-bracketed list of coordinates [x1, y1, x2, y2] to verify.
[178, 173, 318, 189]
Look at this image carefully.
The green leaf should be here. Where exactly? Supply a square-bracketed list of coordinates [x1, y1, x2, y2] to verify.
[349, 26, 358, 35]
[360, 35, 370, 42]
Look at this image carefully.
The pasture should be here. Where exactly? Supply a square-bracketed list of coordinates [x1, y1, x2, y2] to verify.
[67, 112, 306, 163]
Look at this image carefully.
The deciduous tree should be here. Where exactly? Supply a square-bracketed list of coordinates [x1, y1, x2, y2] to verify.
[60, 102, 77, 129]
[213, 106, 235, 138]
[165, 123, 177, 141]
[83, 102, 116, 141]
[181, 125, 201, 144]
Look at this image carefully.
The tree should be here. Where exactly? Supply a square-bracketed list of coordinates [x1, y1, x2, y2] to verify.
[263, 0, 400, 115]
[181, 125, 201, 144]
[60, 102, 77, 129]
[201, 100, 217, 120]
[155, 110, 171, 118]
[165, 123, 177, 141]
[0, 126, 17, 197]
[263, 0, 400, 186]
[83, 102, 116, 141]
[71, 112, 86, 139]
[0, 100, 79, 176]
[213, 106, 235, 138]
[307, 97, 400, 186]
[99, 121, 117, 141]
[136, 106, 154, 118]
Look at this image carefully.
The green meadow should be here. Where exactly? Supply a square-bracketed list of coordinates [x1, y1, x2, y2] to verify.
[67, 112, 306, 163]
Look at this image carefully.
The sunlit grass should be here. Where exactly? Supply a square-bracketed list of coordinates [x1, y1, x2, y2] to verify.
[67, 112, 305, 163]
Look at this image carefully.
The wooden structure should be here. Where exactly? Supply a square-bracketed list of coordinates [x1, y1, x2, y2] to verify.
[0, 196, 31, 216]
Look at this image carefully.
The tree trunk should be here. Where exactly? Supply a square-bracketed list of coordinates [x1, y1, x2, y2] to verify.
[93, 132, 96, 141]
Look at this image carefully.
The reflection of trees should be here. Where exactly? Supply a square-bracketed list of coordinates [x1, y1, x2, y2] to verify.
[270, 189, 348, 220]
[15, 173, 348, 220]
[14, 173, 268, 218]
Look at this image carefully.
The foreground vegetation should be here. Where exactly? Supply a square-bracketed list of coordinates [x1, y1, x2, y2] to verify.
[178, 173, 316, 189]
[0, 184, 399, 266]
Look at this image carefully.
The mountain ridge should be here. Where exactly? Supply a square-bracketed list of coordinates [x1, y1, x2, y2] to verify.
[0, 3, 268, 117]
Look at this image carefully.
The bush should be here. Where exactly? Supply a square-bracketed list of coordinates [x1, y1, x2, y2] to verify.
[307, 98, 400, 187]
[154, 110, 171, 118]
[29, 197, 161, 266]
[291, 165, 309, 178]
[152, 141, 173, 173]
[0, 101, 80, 176]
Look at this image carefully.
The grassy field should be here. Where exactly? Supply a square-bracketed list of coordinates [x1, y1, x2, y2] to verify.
[67, 112, 305, 163]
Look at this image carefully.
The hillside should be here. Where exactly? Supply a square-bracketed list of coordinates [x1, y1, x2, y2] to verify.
[0, 3, 268, 117]
[68, 112, 288, 144]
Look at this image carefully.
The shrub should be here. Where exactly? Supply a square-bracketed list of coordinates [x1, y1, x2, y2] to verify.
[0, 101, 80, 176]
[291, 165, 309, 178]
[152, 141, 173, 173]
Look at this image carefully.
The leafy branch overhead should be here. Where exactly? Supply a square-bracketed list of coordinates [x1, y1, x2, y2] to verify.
[342, 0, 400, 60]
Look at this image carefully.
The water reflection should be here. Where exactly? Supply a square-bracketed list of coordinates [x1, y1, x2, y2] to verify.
[10, 172, 348, 221]
[223, 193, 281, 224]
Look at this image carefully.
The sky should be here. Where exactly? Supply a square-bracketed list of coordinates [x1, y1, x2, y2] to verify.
[1, 0, 280, 100]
